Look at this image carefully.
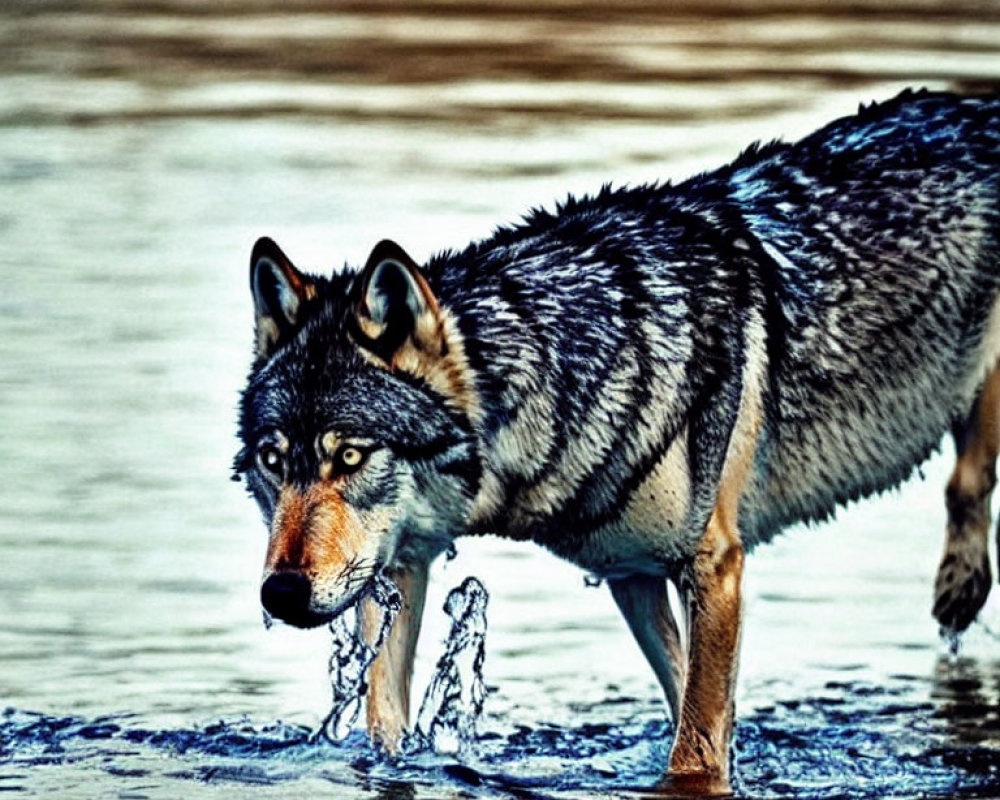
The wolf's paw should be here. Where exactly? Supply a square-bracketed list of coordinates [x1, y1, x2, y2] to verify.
[650, 771, 732, 798]
[933, 540, 992, 634]
[366, 702, 408, 756]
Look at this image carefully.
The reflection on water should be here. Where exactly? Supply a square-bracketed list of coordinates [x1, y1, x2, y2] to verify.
[0, 1, 999, 798]
[933, 657, 1000, 750]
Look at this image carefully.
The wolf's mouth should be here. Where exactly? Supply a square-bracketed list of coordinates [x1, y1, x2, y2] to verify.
[278, 609, 336, 629]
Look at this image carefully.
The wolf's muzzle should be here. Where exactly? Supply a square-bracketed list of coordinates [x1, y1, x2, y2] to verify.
[260, 572, 328, 628]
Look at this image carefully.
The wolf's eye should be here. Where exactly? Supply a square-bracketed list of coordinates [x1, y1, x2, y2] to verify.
[334, 445, 366, 475]
[257, 445, 284, 480]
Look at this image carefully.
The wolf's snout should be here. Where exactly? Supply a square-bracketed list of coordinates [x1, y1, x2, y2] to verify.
[260, 572, 314, 626]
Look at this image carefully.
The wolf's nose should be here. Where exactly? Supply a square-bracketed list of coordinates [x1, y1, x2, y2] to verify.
[260, 572, 311, 621]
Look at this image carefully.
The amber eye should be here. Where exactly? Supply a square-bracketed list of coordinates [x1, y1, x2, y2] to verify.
[257, 445, 284, 480]
[335, 445, 366, 474]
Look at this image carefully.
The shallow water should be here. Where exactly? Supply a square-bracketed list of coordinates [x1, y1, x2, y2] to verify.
[2, 2, 1000, 798]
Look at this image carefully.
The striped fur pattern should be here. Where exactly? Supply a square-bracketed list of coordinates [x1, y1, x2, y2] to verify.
[235, 90, 1000, 788]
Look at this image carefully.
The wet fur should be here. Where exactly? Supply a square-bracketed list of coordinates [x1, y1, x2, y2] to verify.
[236, 90, 1000, 791]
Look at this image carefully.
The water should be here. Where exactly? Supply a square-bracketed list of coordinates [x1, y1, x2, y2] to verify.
[2, 1, 1000, 798]
[412, 577, 489, 755]
[322, 572, 488, 755]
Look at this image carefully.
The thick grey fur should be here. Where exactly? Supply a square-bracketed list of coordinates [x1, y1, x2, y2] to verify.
[238, 88, 1000, 632]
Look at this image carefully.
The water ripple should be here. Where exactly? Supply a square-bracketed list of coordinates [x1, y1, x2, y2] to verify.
[4, 678, 999, 799]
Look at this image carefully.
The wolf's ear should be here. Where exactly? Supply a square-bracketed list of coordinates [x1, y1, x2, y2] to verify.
[250, 237, 316, 360]
[353, 239, 444, 363]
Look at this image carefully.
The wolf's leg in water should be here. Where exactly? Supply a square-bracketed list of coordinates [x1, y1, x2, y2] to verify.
[362, 562, 430, 752]
[321, 574, 401, 744]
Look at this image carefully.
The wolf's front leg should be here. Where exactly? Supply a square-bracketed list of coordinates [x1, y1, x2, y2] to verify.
[665, 506, 744, 797]
[361, 561, 430, 753]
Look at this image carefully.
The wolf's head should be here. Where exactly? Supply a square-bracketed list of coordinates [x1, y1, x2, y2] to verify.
[234, 238, 480, 628]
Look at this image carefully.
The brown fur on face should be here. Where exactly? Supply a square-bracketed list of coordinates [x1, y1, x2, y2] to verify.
[265, 484, 367, 588]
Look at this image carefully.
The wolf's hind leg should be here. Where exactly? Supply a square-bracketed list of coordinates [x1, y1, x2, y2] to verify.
[609, 574, 687, 722]
[934, 368, 1000, 633]
[362, 561, 430, 753]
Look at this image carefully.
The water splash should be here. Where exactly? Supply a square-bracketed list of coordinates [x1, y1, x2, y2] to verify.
[318, 573, 489, 753]
[4, 672, 1000, 798]
[319, 573, 402, 743]
[413, 576, 489, 755]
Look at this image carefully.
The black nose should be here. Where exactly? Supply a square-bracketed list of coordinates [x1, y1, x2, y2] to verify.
[261, 572, 312, 623]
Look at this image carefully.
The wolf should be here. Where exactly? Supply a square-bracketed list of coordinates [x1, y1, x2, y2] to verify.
[234, 90, 1000, 794]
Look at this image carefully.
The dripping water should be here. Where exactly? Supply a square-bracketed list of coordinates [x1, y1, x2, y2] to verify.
[318, 573, 490, 755]
[320, 573, 402, 743]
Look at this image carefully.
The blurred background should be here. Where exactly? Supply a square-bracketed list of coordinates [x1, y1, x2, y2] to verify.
[1, 2, 999, 798]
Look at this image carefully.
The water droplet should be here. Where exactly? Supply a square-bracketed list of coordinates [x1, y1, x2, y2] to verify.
[943, 627, 962, 658]
[262, 609, 274, 630]
[445, 543, 458, 561]
[584, 574, 603, 588]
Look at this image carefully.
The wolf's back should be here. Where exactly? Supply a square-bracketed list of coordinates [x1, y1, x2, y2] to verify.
[416, 91, 998, 555]
[733, 92, 1000, 538]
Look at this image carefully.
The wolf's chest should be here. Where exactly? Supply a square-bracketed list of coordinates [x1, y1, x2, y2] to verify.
[489, 428, 700, 577]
